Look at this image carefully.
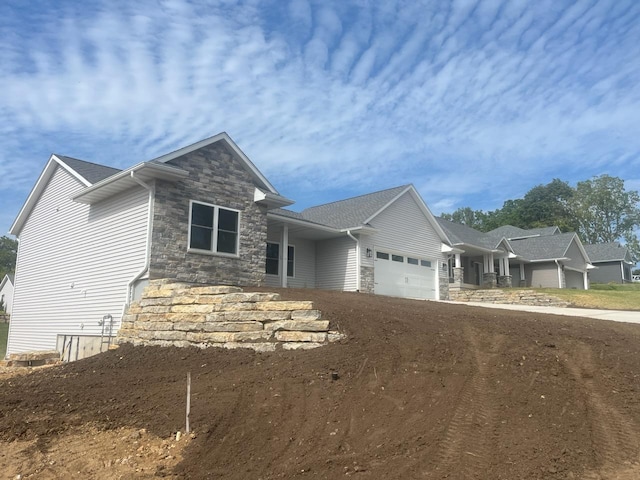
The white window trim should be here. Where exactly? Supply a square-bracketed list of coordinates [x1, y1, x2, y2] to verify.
[265, 242, 295, 278]
[187, 200, 241, 258]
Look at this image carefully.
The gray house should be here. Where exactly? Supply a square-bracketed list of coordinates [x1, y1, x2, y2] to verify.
[584, 242, 634, 284]
[7, 134, 452, 356]
[436, 220, 593, 291]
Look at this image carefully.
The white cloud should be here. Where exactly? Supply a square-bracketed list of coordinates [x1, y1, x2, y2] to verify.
[0, 0, 639, 236]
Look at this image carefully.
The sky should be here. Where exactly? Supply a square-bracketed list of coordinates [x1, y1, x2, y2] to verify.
[1, 0, 640, 238]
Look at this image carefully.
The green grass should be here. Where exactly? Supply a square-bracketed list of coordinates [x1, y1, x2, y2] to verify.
[0, 322, 8, 359]
[535, 283, 640, 310]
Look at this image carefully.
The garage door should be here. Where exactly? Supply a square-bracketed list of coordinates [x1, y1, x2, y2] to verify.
[374, 250, 437, 300]
[564, 269, 584, 289]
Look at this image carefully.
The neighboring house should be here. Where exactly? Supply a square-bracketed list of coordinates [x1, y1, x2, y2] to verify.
[436, 220, 593, 290]
[0, 273, 14, 314]
[584, 242, 635, 284]
[7, 133, 452, 357]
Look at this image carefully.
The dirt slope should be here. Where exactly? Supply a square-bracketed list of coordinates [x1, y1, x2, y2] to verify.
[1, 289, 640, 479]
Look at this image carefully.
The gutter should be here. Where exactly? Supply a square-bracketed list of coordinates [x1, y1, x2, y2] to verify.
[346, 230, 361, 292]
[554, 259, 563, 288]
[125, 171, 155, 308]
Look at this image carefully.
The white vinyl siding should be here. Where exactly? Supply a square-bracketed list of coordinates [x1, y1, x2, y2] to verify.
[361, 191, 444, 299]
[316, 236, 357, 291]
[7, 166, 149, 355]
[264, 233, 316, 288]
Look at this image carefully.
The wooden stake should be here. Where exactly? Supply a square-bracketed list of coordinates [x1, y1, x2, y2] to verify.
[186, 372, 191, 434]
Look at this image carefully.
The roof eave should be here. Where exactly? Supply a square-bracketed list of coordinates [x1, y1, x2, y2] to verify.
[254, 188, 295, 209]
[72, 162, 189, 204]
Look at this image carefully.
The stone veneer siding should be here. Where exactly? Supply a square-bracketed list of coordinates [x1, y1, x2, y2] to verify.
[117, 281, 344, 352]
[439, 262, 450, 300]
[149, 142, 268, 286]
[360, 266, 374, 294]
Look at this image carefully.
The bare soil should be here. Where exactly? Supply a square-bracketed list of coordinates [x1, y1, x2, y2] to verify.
[2, 289, 640, 479]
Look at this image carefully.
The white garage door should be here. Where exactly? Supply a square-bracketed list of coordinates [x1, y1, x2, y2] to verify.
[374, 250, 437, 300]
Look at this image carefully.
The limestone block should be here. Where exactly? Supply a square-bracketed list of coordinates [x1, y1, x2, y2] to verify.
[189, 286, 243, 295]
[202, 321, 264, 332]
[165, 313, 207, 323]
[274, 331, 327, 342]
[136, 321, 175, 331]
[139, 297, 173, 307]
[282, 342, 324, 350]
[221, 292, 280, 303]
[152, 330, 187, 341]
[255, 301, 314, 311]
[170, 295, 200, 305]
[192, 295, 224, 305]
[141, 306, 172, 314]
[290, 310, 322, 321]
[216, 302, 256, 312]
[121, 314, 138, 323]
[223, 310, 291, 322]
[328, 331, 347, 343]
[186, 331, 272, 343]
[144, 288, 176, 298]
[127, 305, 143, 314]
[136, 313, 166, 323]
[173, 322, 205, 332]
[170, 304, 217, 314]
[263, 320, 330, 332]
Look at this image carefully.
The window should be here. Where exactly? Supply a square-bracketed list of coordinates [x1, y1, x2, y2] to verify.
[265, 242, 294, 277]
[376, 251, 389, 260]
[421, 260, 432, 267]
[188, 201, 239, 255]
[392, 254, 404, 262]
[407, 257, 419, 265]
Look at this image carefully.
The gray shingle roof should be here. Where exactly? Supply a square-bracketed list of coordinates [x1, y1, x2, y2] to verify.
[487, 225, 560, 239]
[437, 217, 501, 250]
[55, 155, 121, 184]
[509, 232, 578, 261]
[299, 185, 410, 229]
[584, 242, 629, 262]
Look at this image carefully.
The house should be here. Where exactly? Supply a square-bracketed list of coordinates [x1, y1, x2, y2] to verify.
[584, 242, 634, 284]
[436, 220, 593, 290]
[6, 133, 452, 357]
[0, 273, 14, 314]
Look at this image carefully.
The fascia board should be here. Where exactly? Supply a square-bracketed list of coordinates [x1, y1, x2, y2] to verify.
[152, 132, 280, 195]
[339, 226, 378, 235]
[528, 257, 570, 263]
[10, 155, 89, 236]
[364, 185, 452, 244]
[266, 212, 341, 234]
[72, 162, 189, 203]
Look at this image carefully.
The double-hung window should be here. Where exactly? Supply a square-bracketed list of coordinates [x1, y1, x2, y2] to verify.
[188, 201, 240, 255]
[265, 242, 294, 277]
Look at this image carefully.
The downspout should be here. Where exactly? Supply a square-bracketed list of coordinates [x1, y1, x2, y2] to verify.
[125, 171, 155, 309]
[554, 259, 563, 289]
[346, 230, 360, 292]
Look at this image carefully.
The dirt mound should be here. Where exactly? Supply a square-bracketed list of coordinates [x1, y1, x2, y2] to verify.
[2, 289, 640, 479]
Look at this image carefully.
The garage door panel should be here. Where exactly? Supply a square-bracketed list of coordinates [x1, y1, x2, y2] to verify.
[374, 250, 436, 300]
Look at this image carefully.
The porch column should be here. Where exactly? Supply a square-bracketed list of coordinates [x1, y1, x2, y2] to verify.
[455, 253, 461, 268]
[482, 253, 497, 288]
[498, 257, 505, 276]
[520, 261, 526, 287]
[583, 271, 589, 290]
[281, 225, 289, 288]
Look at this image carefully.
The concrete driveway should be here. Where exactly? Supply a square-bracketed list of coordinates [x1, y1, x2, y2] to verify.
[449, 301, 640, 325]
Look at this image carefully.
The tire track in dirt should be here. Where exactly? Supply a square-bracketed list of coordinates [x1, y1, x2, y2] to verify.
[428, 323, 504, 478]
[565, 342, 640, 479]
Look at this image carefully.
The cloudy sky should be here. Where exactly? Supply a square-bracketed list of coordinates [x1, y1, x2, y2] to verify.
[1, 0, 640, 236]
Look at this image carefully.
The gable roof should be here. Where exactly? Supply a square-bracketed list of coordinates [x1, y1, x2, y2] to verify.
[487, 224, 561, 240]
[0, 273, 14, 291]
[437, 217, 508, 252]
[300, 185, 409, 229]
[152, 132, 281, 195]
[584, 242, 632, 263]
[55, 155, 121, 184]
[509, 232, 586, 262]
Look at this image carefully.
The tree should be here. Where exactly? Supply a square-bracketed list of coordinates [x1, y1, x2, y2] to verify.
[0, 236, 18, 279]
[567, 175, 640, 261]
[440, 207, 487, 230]
[520, 179, 577, 232]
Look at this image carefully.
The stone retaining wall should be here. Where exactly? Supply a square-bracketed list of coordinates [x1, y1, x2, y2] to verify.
[451, 289, 571, 307]
[116, 281, 343, 352]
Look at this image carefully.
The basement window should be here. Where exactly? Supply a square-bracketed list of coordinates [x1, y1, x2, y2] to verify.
[188, 201, 240, 256]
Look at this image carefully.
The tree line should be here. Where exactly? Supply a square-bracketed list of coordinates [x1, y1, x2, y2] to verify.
[440, 175, 640, 263]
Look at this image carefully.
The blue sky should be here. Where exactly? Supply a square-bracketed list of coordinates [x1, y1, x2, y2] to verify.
[1, 0, 640, 238]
